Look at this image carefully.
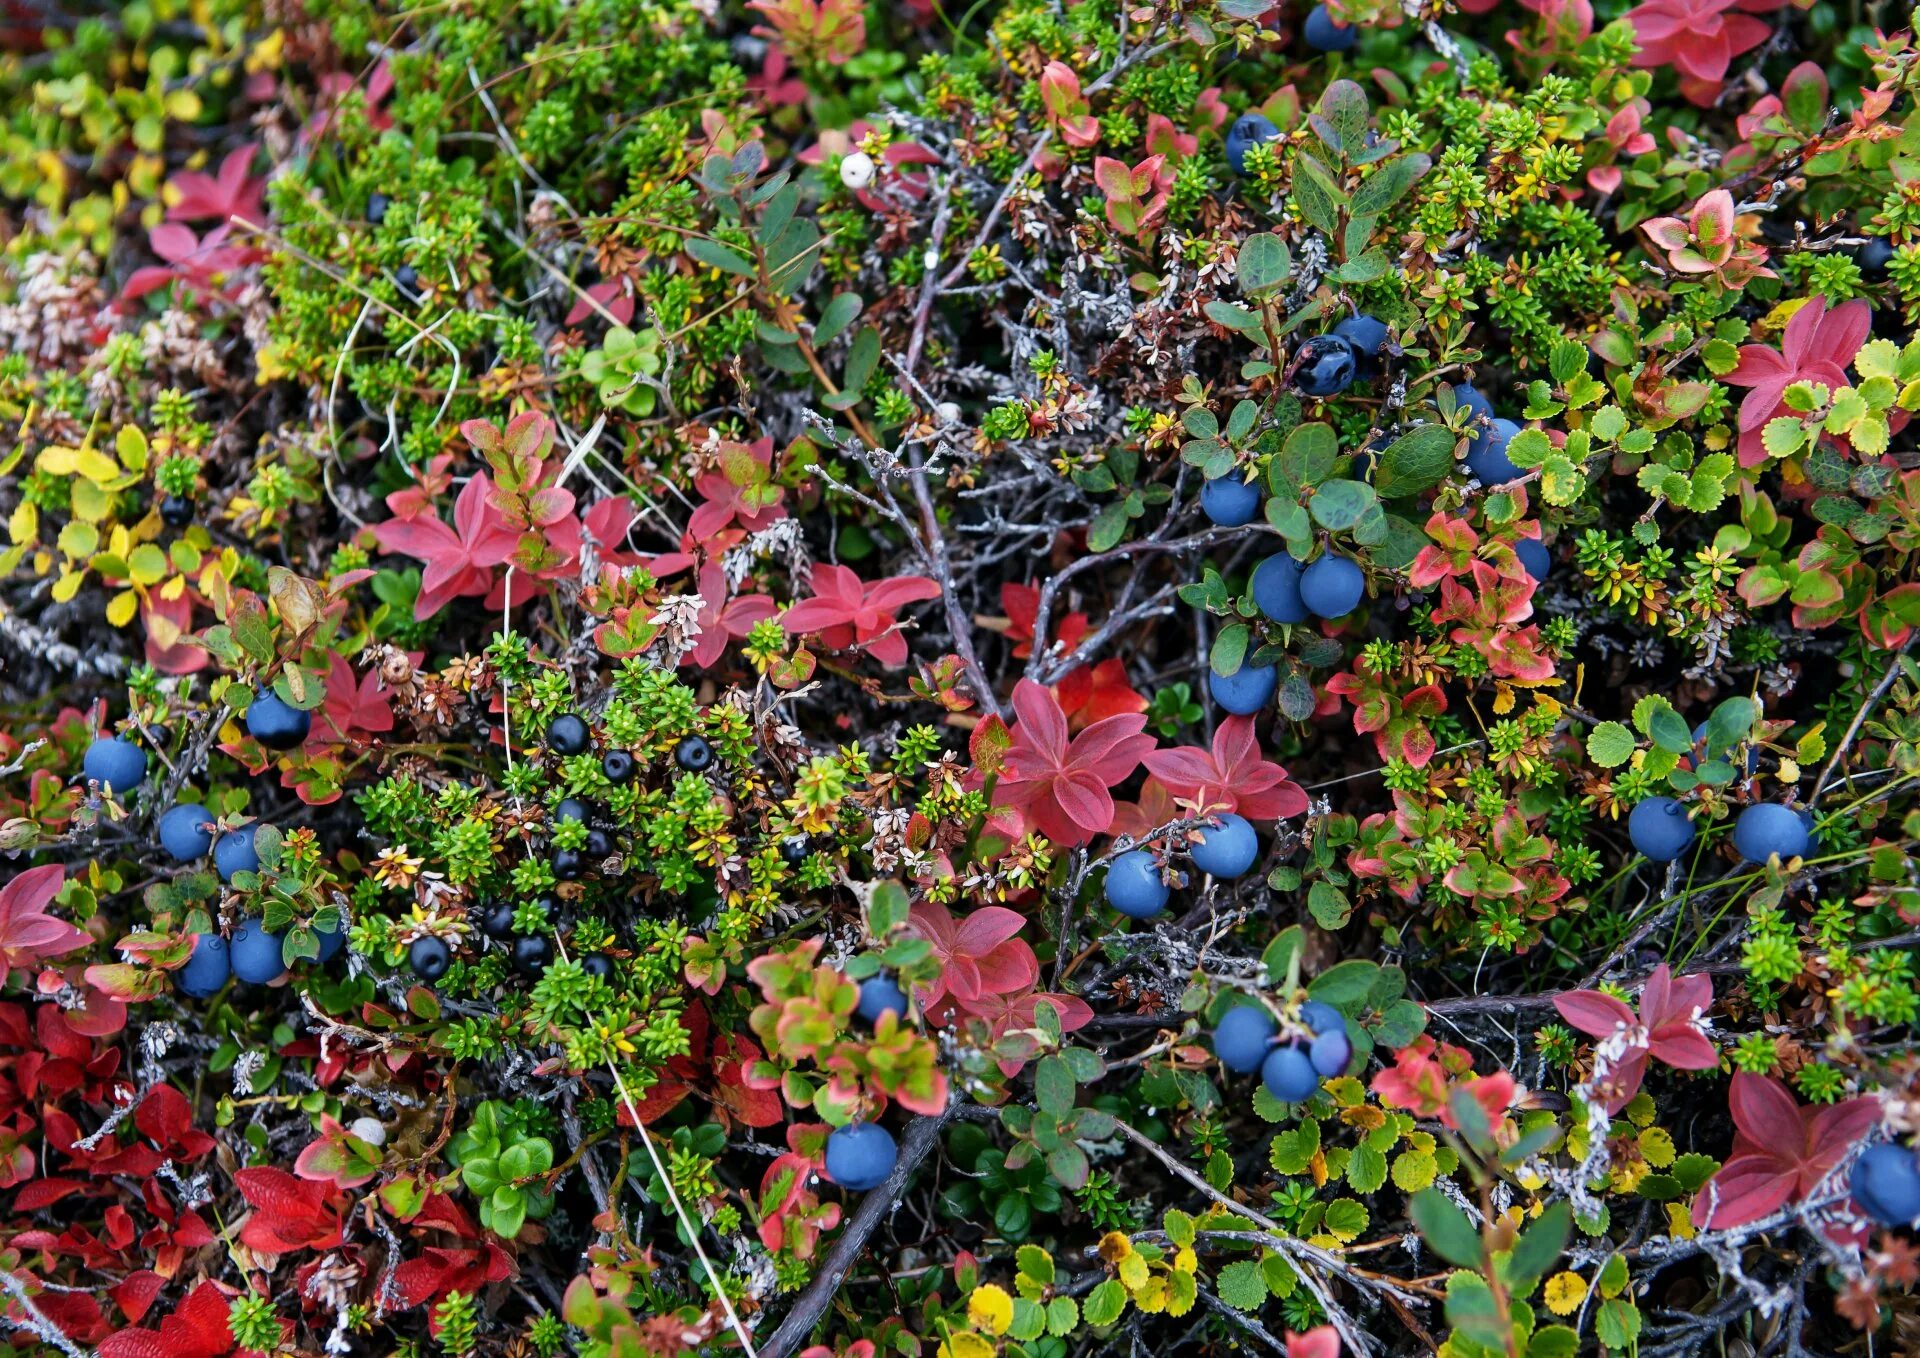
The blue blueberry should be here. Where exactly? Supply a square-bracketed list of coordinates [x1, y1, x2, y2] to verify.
[1261, 1043, 1321, 1103]
[1214, 1005, 1278, 1073]
[1309, 1028, 1353, 1077]
[1211, 661, 1277, 716]
[213, 826, 261, 882]
[1225, 114, 1280, 176]
[1465, 418, 1523, 487]
[367, 192, 390, 225]
[857, 974, 910, 1023]
[1332, 314, 1389, 374]
[1851, 1142, 1920, 1228]
[1733, 803, 1811, 864]
[1105, 850, 1170, 919]
[176, 934, 230, 999]
[83, 737, 146, 795]
[1252, 553, 1308, 624]
[1515, 538, 1551, 582]
[512, 934, 553, 975]
[230, 918, 288, 984]
[1628, 796, 1696, 863]
[1855, 238, 1895, 281]
[675, 735, 715, 772]
[1191, 813, 1258, 879]
[1294, 334, 1358, 398]
[409, 935, 452, 981]
[825, 1122, 898, 1191]
[1299, 1000, 1345, 1035]
[1300, 554, 1365, 619]
[1201, 474, 1262, 527]
[158, 803, 215, 861]
[315, 918, 347, 962]
[246, 689, 311, 750]
[555, 798, 590, 824]
[1303, 3, 1358, 50]
[547, 714, 589, 756]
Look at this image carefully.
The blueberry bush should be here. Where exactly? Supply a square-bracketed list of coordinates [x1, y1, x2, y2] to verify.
[1, 1, 1919, 1356]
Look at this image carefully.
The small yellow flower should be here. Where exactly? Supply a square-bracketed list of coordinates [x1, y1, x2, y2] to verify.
[1544, 1271, 1588, 1316]
[967, 1284, 1013, 1337]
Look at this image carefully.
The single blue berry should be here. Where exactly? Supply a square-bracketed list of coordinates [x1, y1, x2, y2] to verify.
[1855, 237, 1895, 281]
[1200, 474, 1262, 527]
[555, 798, 590, 824]
[857, 974, 910, 1024]
[1300, 555, 1365, 619]
[547, 714, 589, 756]
[1302, 3, 1358, 50]
[213, 826, 261, 882]
[1262, 1043, 1321, 1103]
[1252, 553, 1308, 624]
[1515, 538, 1551, 583]
[1628, 796, 1696, 863]
[825, 1122, 898, 1191]
[1733, 803, 1810, 864]
[1191, 813, 1258, 879]
[176, 934, 230, 999]
[1213, 1005, 1278, 1073]
[1465, 417, 1523, 487]
[1851, 1142, 1920, 1228]
[230, 918, 288, 984]
[1309, 1028, 1353, 1077]
[246, 689, 311, 750]
[512, 934, 553, 975]
[1299, 1000, 1345, 1035]
[1225, 114, 1279, 176]
[1294, 334, 1358, 398]
[83, 737, 146, 794]
[367, 192, 390, 225]
[158, 803, 215, 861]
[1332, 313, 1389, 373]
[409, 935, 452, 981]
[1105, 850, 1170, 919]
[676, 735, 715, 772]
[1211, 661, 1277, 716]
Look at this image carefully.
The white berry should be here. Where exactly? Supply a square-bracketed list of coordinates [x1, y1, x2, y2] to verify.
[349, 1117, 387, 1146]
[839, 152, 876, 191]
[935, 402, 961, 426]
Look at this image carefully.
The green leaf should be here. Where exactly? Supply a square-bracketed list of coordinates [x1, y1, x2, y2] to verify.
[1262, 925, 1305, 984]
[815, 293, 864, 346]
[1596, 1300, 1642, 1349]
[1307, 959, 1379, 1013]
[1278, 421, 1340, 488]
[1204, 300, 1266, 339]
[1507, 1202, 1570, 1291]
[1347, 1141, 1387, 1192]
[1645, 702, 1693, 755]
[1034, 1055, 1075, 1114]
[1320, 79, 1370, 156]
[1586, 722, 1635, 768]
[1350, 153, 1430, 218]
[1210, 623, 1250, 677]
[1082, 1280, 1127, 1327]
[1529, 1326, 1579, 1358]
[1291, 155, 1344, 237]
[1444, 1273, 1508, 1349]
[1239, 234, 1291, 295]
[685, 235, 755, 276]
[1307, 880, 1352, 929]
[1373, 424, 1456, 499]
[1333, 249, 1388, 284]
[1088, 501, 1131, 552]
[1410, 1188, 1483, 1268]
[1215, 1260, 1268, 1311]
[839, 326, 881, 399]
[1309, 478, 1377, 531]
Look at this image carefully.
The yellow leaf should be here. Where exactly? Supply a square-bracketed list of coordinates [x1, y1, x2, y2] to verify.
[34, 445, 78, 475]
[51, 570, 85, 604]
[966, 1285, 1013, 1337]
[106, 589, 139, 628]
[8, 499, 37, 546]
[159, 575, 187, 601]
[936, 1334, 995, 1358]
[1544, 1272, 1586, 1316]
[1116, 1252, 1149, 1291]
[1132, 1277, 1166, 1313]
[115, 424, 149, 472]
[69, 478, 110, 523]
[74, 445, 122, 483]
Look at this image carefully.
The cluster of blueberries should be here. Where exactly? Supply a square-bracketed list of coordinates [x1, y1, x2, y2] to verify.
[1628, 796, 1816, 867]
[1214, 998, 1353, 1102]
[81, 689, 313, 801]
[1102, 812, 1262, 921]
